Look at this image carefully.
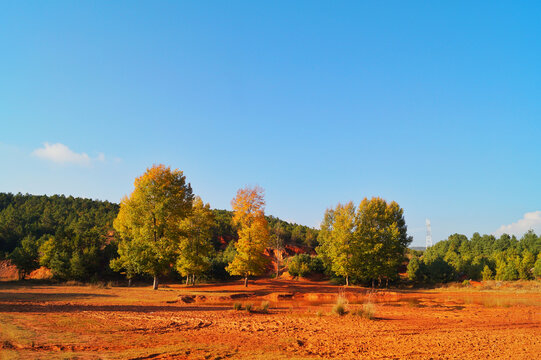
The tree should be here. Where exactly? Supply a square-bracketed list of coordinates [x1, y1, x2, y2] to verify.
[226, 186, 270, 287]
[9, 235, 39, 279]
[355, 197, 411, 286]
[111, 164, 194, 290]
[317, 202, 356, 285]
[481, 265, 493, 281]
[317, 198, 411, 286]
[407, 256, 422, 281]
[175, 197, 215, 285]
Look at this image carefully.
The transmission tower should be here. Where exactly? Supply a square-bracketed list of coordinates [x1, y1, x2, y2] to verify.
[425, 219, 432, 249]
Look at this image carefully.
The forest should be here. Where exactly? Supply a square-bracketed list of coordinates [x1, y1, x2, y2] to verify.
[1, 163, 540, 287]
[408, 231, 541, 283]
[0, 191, 318, 282]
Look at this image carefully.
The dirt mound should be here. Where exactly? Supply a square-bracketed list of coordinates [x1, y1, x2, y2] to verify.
[0, 261, 52, 281]
[0, 260, 18, 281]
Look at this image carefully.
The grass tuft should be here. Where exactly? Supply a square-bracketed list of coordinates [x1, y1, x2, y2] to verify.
[245, 303, 253, 313]
[233, 302, 242, 311]
[333, 297, 348, 316]
[259, 301, 270, 313]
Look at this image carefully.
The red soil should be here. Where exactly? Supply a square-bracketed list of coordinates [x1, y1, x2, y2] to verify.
[0, 279, 539, 359]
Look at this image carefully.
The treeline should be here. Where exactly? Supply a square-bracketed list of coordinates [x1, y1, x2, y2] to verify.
[0, 192, 318, 281]
[408, 231, 541, 283]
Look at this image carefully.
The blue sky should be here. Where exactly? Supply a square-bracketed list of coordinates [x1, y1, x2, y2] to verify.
[1, 1, 540, 246]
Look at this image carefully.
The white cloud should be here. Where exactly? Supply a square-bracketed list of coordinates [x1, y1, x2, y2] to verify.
[32, 142, 103, 166]
[493, 211, 541, 237]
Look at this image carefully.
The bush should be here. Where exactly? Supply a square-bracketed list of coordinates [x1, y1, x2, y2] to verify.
[233, 302, 242, 311]
[332, 297, 348, 316]
[244, 303, 253, 312]
[288, 254, 325, 278]
[462, 279, 471, 287]
[260, 301, 270, 313]
[358, 302, 376, 319]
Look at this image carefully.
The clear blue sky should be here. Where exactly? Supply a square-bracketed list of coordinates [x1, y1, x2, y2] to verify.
[1, 1, 540, 246]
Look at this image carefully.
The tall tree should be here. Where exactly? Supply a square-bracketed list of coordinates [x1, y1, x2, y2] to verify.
[317, 197, 411, 286]
[355, 197, 411, 286]
[227, 186, 270, 287]
[111, 164, 193, 290]
[175, 197, 215, 285]
[317, 202, 357, 285]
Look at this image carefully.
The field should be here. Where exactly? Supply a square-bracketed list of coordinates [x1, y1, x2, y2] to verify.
[1, 279, 540, 360]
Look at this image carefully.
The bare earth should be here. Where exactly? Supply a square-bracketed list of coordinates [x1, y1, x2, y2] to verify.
[0, 279, 539, 360]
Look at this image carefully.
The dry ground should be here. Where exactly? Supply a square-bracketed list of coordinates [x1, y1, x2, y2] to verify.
[0, 279, 539, 360]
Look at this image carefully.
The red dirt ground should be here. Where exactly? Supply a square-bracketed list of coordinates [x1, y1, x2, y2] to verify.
[0, 279, 539, 359]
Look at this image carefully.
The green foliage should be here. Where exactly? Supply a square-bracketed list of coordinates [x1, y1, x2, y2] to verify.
[317, 198, 411, 285]
[0, 193, 118, 280]
[419, 230, 540, 283]
[176, 197, 215, 283]
[9, 235, 39, 279]
[407, 256, 422, 281]
[534, 254, 541, 278]
[287, 254, 323, 277]
[481, 265, 494, 281]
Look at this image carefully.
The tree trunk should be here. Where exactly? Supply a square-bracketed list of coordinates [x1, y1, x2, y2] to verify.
[192, 274, 195, 286]
[345, 275, 349, 286]
[244, 275, 248, 287]
[153, 275, 159, 290]
[186, 276, 189, 286]
[128, 278, 132, 287]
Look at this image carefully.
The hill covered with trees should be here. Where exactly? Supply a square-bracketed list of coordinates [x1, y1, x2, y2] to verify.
[0, 192, 318, 281]
[408, 231, 541, 283]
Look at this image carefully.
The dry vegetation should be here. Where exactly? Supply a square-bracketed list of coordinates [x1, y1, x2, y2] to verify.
[0, 279, 540, 359]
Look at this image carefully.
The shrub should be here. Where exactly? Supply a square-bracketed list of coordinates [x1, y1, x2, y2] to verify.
[260, 301, 270, 313]
[233, 302, 242, 311]
[361, 302, 376, 319]
[462, 279, 471, 287]
[245, 303, 253, 312]
[332, 297, 348, 316]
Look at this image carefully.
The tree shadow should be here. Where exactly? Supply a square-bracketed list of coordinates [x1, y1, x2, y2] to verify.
[0, 302, 229, 313]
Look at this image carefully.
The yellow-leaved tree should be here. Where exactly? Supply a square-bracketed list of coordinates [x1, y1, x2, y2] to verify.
[111, 164, 194, 290]
[227, 186, 270, 287]
[176, 196, 215, 286]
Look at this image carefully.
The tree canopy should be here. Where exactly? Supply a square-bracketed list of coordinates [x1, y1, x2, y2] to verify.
[226, 186, 270, 286]
[111, 164, 194, 289]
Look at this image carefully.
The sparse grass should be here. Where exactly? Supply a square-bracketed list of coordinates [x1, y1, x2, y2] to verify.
[352, 302, 376, 319]
[233, 302, 242, 310]
[259, 301, 270, 313]
[245, 303, 253, 312]
[316, 310, 323, 317]
[333, 297, 348, 316]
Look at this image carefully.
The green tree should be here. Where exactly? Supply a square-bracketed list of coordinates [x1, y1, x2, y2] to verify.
[226, 186, 270, 287]
[407, 256, 422, 281]
[354, 197, 412, 286]
[317, 198, 411, 286]
[317, 202, 356, 285]
[481, 265, 493, 281]
[111, 164, 194, 290]
[176, 197, 215, 285]
[9, 235, 39, 279]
